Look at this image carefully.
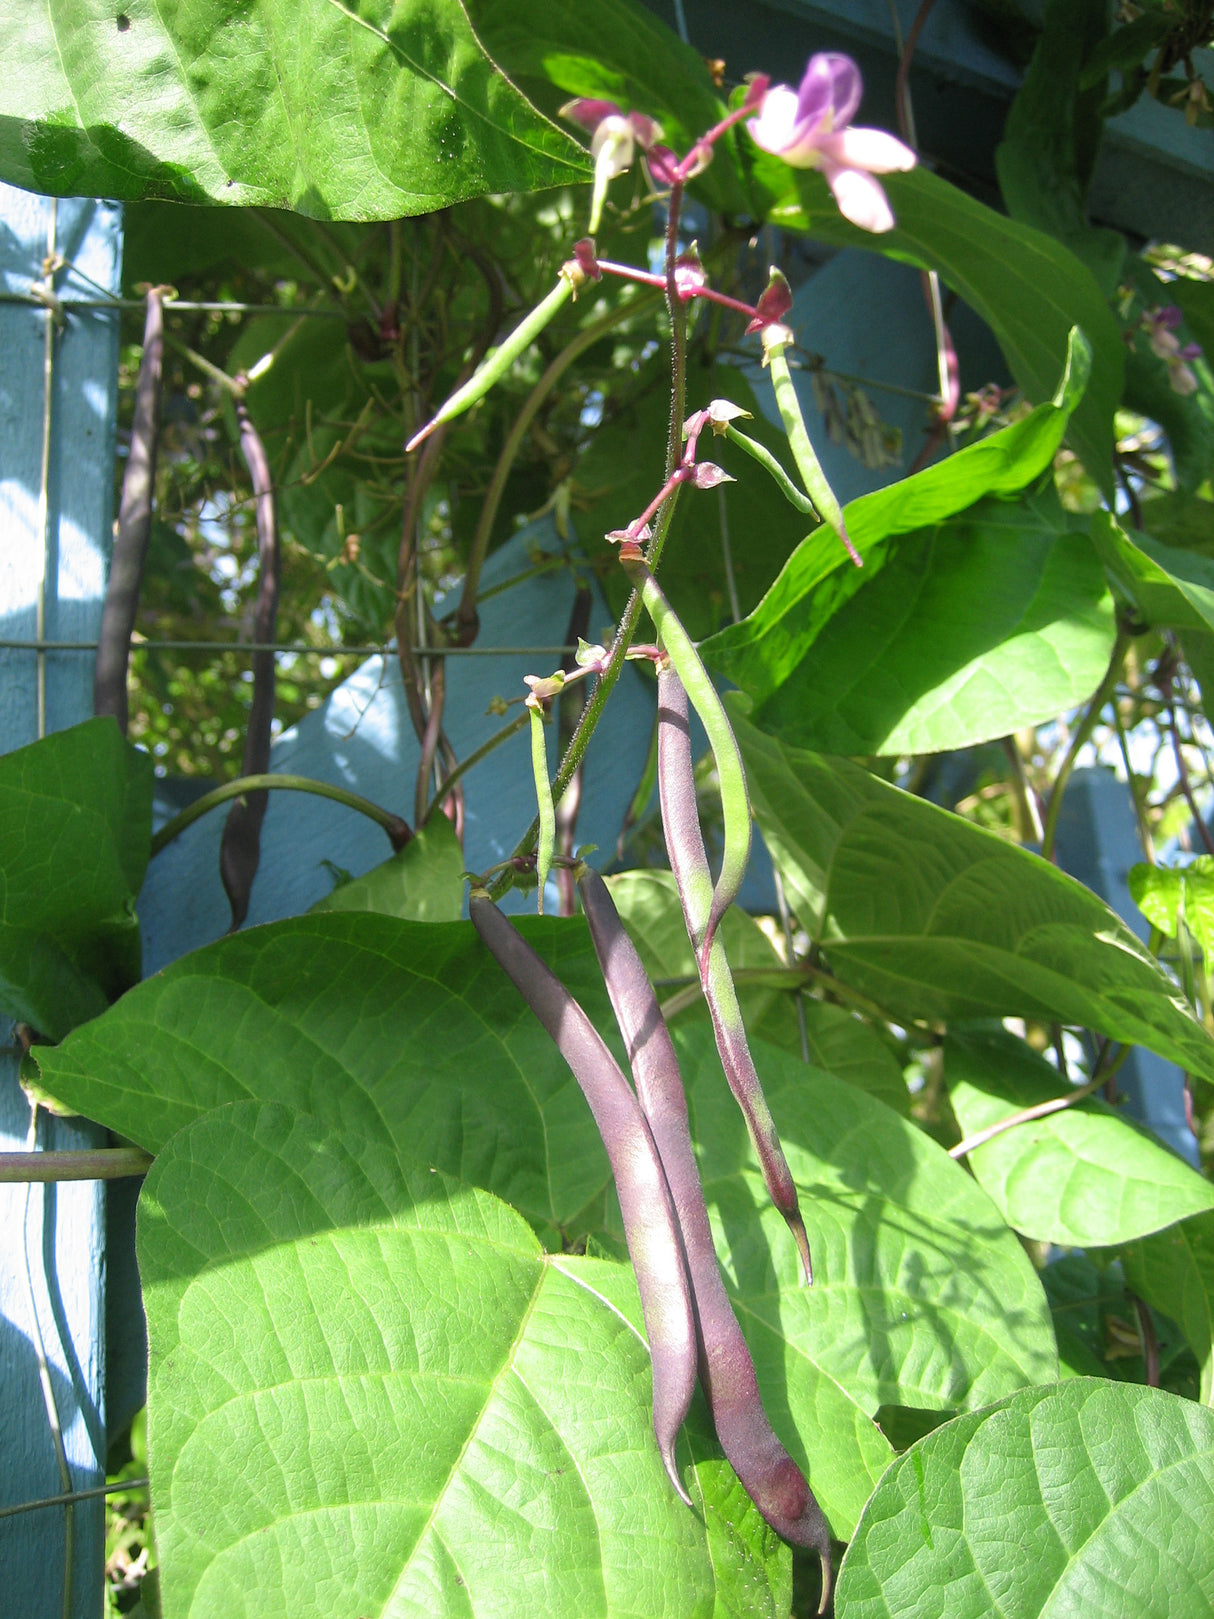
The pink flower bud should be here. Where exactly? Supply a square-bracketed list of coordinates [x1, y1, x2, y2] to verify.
[746, 267, 794, 334]
[690, 462, 735, 489]
[674, 245, 706, 301]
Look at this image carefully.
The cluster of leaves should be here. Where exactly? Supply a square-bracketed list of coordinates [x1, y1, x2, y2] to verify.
[5, 0, 1214, 1614]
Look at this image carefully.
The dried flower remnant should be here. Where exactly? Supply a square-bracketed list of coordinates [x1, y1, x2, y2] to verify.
[747, 53, 916, 233]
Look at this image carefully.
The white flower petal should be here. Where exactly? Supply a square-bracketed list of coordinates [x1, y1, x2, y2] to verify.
[821, 160, 896, 233]
[746, 86, 801, 154]
[817, 127, 916, 174]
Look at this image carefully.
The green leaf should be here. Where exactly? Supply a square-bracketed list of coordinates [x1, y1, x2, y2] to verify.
[677, 1023, 1057, 1537]
[1136, 491, 1214, 556]
[468, 0, 749, 216]
[995, 0, 1125, 292]
[1091, 510, 1214, 636]
[1130, 857, 1214, 963]
[1172, 277, 1214, 368]
[1123, 1212, 1214, 1404]
[35, 912, 1055, 1540]
[0, 717, 152, 1040]
[702, 331, 1091, 703]
[799, 1001, 909, 1117]
[769, 166, 1124, 492]
[835, 1380, 1214, 1618]
[732, 712, 1214, 1081]
[34, 914, 618, 1243]
[732, 488, 1115, 756]
[140, 1100, 784, 1617]
[2, 0, 589, 216]
[310, 815, 464, 922]
[945, 1028, 1214, 1246]
[1042, 1253, 1199, 1396]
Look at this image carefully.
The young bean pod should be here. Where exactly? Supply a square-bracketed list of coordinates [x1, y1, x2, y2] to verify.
[407, 272, 578, 452]
[764, 334, 861, 567]
[528, 703, 556, 913]
[657, 666, 814, 1286]
[619, 549, 750, 965]
[576, 865, 832, 1603]
[468, 893, 697, 1501]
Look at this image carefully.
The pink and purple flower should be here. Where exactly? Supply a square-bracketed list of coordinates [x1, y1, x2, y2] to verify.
[747, 53, 916, 234]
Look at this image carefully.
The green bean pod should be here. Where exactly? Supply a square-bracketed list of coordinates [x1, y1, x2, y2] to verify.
[764, 337, 861, 567]
[468, 894, 697, 1502]
[620, 549, 750, 965]
[577, 866, 832, 1599]
[657, 667, 813, 1286]
[406, 274, 576, 452]
[528, 704, 556, 914]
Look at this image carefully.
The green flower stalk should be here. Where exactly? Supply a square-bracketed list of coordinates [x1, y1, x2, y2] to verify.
[656, 665, 814, 1287]
[469, 894, 697, 1501]
[618, 544, 750, 964]
[577, 865, 832, 1601]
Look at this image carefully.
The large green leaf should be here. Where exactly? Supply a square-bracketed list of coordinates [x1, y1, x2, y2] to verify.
[1123, 1213, 1214, 1404]
[678, 1025, 1058, 1526]
[799, 1001, 909, 1117]
[33, 914, 618, 1245]
[945, 1028, 1214, 1246]
[0, 717, 152, 1040]
[467, 0, 749, 216]
[768, 167, 1124, 492]
[835, 1380, 1214, 1618]
[1091, 510, 1214, 636]
[733, 488, 1114, 755]
[1, 0, 588, 216]
[311, 815, 464, 922]
[701, 331, 1090, 703]
[733, 712, 1214, 1080]
[36, 913, 1055, 1537]
[140, 1100, 790, 1618]
[994, 0, 1125, 293]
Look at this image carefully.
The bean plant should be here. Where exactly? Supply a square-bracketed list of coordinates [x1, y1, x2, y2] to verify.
[5, 2, 1214, 1616]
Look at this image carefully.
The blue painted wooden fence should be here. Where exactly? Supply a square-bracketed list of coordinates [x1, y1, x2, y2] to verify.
[0, 184, 121, 1619]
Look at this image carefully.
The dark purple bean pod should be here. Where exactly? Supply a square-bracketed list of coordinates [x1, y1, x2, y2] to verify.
[657, 665, 814, 1286]
[577, 865, 831, 1602]
[468, 893, 697, 1503]
[94, 287, 164, 732]
[219, 402, 281, 931]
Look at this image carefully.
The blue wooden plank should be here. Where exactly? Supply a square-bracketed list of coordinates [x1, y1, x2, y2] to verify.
[0, 184, 121, 1618]
[1054, 767, 1199, 1167]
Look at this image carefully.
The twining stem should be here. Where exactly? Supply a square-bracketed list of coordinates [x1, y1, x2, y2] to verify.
[151, 774, 411, 856]
[1041, 632, 1131, 862]
[489, 177, 691, 895]
[94, 286, 164, 732]
[948, 1073, 1105, 1160]
[0, 1148, 153, 1183]
[424, 713, 530, 820]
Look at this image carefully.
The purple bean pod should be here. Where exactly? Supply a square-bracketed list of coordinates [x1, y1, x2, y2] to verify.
[219, 401, 281, 931]
[577, 865, 831, 1602]
[468, 893, 697, 1502]
[94, 287, 164, 733]
[657, 665, 814, 1286]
